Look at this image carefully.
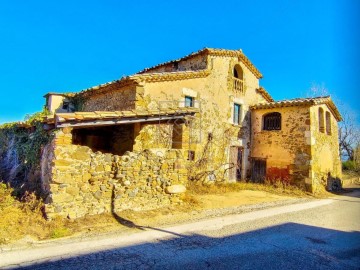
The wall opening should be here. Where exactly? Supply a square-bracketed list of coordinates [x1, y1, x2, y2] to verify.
[72, 124, 134, 155]
[233, 64, 243, 80]
[233, 103, 242, 125]
[172, 123, 183, 149]
[229, 146, 243, 181]
[263, 112, 281, 130]
[319, 108, 325, 133]
[326, 111, 331, 135]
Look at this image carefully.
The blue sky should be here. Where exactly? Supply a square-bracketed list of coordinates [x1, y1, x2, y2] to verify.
[0, 0, 359, 124]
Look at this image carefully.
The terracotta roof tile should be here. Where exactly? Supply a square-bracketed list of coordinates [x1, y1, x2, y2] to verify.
[49, 107, 199, 128]
[49, 48, 261, 98]
[256, 87, 274, 102]
[250, 96, 342, 121]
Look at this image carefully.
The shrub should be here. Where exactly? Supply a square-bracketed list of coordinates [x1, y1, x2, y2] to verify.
[342, 160, 356, 171]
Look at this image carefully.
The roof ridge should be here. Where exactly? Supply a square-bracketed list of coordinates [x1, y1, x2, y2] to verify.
[137, 47, 262, 79]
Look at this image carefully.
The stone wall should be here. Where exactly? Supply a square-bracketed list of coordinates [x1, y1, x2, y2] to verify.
[142, 54, 207, 73]
[82, 86, 136, 111]
[140, 55, 267, 182]
[251, 106, 312, 189]
[310, 104, 342, 192]
[42, 129, 188, 219]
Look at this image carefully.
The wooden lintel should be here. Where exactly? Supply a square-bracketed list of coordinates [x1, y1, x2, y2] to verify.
[55, 114, 192, 129]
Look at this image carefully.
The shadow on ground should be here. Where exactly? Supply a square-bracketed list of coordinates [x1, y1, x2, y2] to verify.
[12, 222, 360, 270]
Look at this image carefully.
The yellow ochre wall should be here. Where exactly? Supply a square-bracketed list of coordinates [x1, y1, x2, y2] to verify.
[251, 106, 312, 189]
[310, 104, 342, 192]
[136, 54, 267, 181]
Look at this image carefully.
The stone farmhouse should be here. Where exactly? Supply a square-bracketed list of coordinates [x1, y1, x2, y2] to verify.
[40, 48, 342, 219]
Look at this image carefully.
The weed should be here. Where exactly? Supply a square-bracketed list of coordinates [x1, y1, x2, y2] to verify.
[187, 180, 310, 197]
[50, 227, 70, 239]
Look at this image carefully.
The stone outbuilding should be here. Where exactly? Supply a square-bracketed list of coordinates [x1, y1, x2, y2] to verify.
[39, 48, 342, 218]
[250, 97, 342, 191]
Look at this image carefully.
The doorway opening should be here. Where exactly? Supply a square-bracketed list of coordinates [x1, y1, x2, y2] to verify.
[230, 146, 243, 181]
[251, 158, 266, 183]
[72, 124, 134, 155]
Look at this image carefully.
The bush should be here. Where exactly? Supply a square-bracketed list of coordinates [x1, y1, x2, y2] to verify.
[342, 160, 356, 171]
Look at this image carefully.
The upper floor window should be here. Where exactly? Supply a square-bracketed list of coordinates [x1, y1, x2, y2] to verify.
[233, 103, 241, 125]
[233, 64, 243, 79]
[185, 96, 194, 107]
[326, 111, 331, 135]
[318, 108, 325, 133]
[263, 112, 281, 130]
[233, 64, 244, 94]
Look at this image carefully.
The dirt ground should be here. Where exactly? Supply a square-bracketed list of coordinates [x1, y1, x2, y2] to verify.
[1, 184, 311, 248]
[198, 190, 293, 209]
[62, 189, 303, 242]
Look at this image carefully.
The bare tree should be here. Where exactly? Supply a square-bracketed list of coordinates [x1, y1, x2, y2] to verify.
[338, 110, 360, 160]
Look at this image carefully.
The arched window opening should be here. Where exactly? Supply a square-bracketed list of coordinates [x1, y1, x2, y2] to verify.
[263, 112, 281, 131]
[233, 64, 244, 93]
[233, 64, 243, 80]
[326, 111, 331, 135]
[319, 108, 325, 133]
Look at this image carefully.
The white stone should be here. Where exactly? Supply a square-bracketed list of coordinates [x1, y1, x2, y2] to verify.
[306, 137, 316, 145]
[123, 180, 131, 186]
[182, 88, 197, 98]
[165, 184, 186, 194]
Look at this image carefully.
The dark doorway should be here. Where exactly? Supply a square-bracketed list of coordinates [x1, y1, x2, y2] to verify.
[230, 147, 243, 181]
[72, 124, 134, 155]
[251, 158, 266, 183]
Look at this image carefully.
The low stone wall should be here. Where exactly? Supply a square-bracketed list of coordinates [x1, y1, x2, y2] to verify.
[43, 131, 188, 219]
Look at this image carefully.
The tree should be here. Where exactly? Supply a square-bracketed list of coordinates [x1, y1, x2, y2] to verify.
[338, 110, 360, 161]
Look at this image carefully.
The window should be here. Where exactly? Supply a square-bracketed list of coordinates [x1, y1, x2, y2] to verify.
[188, 150, 195, 161]
[185, 96, 194, 107]
[233, 64, 243, 79]
[233, 64, 244, 93]
[233, 104, 241, 125]
[326, 111, 331, 135]
[263, 112, 281, 130]
[318, 108, 325, 133]
[62, 102, 69, 111]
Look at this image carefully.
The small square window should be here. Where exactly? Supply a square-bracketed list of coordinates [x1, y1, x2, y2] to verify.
[188, 150, 195, 161]
[185, 96, 194, 107]
[62, 102, 69, 110]
[233, 104, 241, 125]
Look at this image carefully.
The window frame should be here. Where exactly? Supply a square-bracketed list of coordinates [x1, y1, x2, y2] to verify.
[185, 96, 194, 107]
[325, 111, 332, 135]
[318, 108, 325, 133]
[233, 103, 241, 125]
[263, 112, 281, 131]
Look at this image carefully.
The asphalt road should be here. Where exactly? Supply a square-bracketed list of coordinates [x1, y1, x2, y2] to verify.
[2, 188, 360, 270]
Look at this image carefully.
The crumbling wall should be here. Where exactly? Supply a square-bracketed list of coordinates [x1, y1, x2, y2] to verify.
[141, 54, 207, 73]
[0, 119, 53, 196]
[43, 129, 188, 219]
[81, 86, 137, 111]
[251, 106, 312, 189]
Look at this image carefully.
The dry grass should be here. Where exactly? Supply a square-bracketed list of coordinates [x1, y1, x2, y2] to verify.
[187, 180, 311, 198]
[0, 182, 145, 245]
[0, 179, 316, 245]
[0, 183, 73, 244]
